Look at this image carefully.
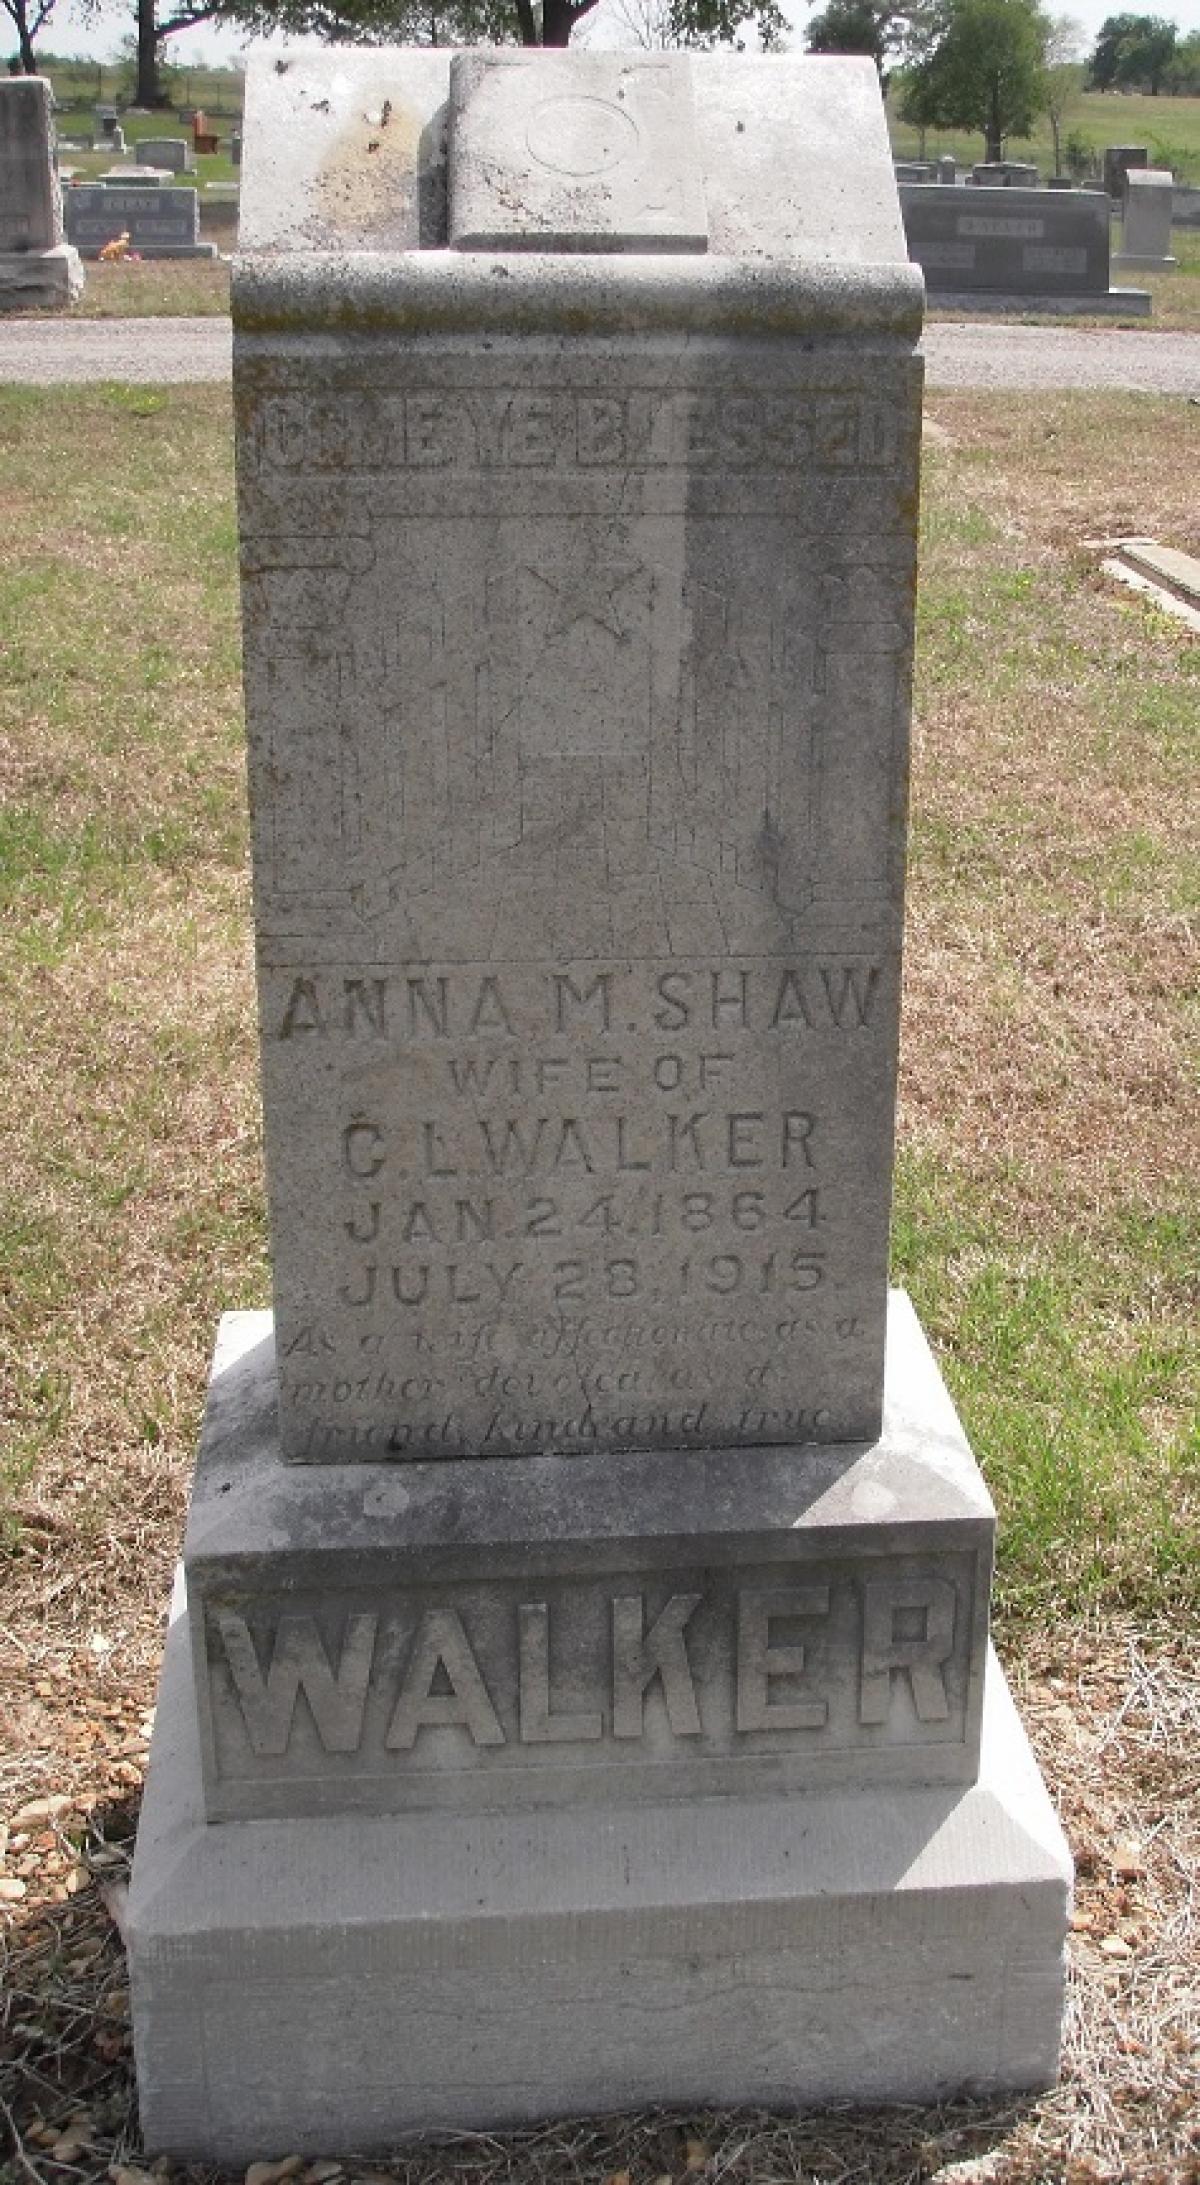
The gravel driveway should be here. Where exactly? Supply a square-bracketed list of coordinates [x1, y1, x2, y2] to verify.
[1, 314, 1199, 393]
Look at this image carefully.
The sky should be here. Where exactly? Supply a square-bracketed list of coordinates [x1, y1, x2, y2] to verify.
[44, 0, 1200, 77]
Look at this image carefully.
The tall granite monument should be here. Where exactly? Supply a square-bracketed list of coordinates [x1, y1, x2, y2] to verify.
[0, 78, 84, 310]
[127, 48, 1071, 2158]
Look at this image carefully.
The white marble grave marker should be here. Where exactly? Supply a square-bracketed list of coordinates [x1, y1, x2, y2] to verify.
[239, 50, 922, 1464]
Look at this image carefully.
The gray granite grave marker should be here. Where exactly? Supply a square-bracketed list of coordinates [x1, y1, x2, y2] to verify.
[64, 182, 217, 258]
[901, 180, 1149, 311]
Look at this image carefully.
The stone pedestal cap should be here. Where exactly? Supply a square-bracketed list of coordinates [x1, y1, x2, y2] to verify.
[235, 46, 922, 329]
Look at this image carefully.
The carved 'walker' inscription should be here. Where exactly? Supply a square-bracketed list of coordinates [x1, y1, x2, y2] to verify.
[204, 1557, 974, 1814]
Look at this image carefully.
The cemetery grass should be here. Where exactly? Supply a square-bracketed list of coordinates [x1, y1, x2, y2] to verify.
[68, 260, 231, 319]
[0, 383, 1197, 2182]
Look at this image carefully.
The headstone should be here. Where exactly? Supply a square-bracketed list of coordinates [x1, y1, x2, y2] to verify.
[1047, 175, 1073, 189]
[1173, 184, 1200, 229]
[63, 182, 217, 258]
[970, 161, 1039, 188]
[1103, 143, 1147, 198]
[191, 106, 219, 153]
[99, 164, 172, 185]
[1114, 166, 1176, 268]
[937, 156, 957, 184]
[0, 77, 84, 310]
[94, 102, 118, 139]
[126, 47, 1070, 2161]
[901, 181, 1149, 311]
[230, 128, 242, 168]
[894, 159, 936, 183]
[137, 134, 194, 172]
[110, 123, 127, 154]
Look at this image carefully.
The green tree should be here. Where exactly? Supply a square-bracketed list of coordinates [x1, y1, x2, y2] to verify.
[893, 59, 943, 153]
[1165, 28, 1200, 93]
[802, 0, 942, 74]
[1089, 11, 1177, 94]
[805, 0, 893, 72]
[220, 0, 783, 51]
[1042, 11, 1084, 175]
[3, 0, 68, 74]
[904, 0, 1049, 165]
[131, 0, 238, 106]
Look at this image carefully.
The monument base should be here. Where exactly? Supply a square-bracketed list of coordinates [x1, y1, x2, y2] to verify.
[129, 1612, 1069, 2159]
[1112, 252, 1176, 272]
[0, 243, 84, 309]
[928, 285, 1151, 315]
[74, 241, 218, 260]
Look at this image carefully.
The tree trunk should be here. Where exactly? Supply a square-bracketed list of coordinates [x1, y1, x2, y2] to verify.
[985, 76, 1002, 163]
[541, 0, 576, 44]
[135, 0, 169, 108]
[14, 0, 37, 71]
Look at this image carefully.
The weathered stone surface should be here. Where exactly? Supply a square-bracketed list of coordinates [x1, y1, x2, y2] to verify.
[1115, 167, 1175, 268]
[187, 1295, 993, 1820]
[129, 1597, 1071, 2157]
[0, 242, 84, 309]
[64, 183, 217, 259]
[901, 182, 1111, 297]
[449, 52, 709, 253]
[237, 49, 909, 267]
[0, 79, 83, 311]
[0, 78, 61, 251]
[234, 50, 922, 1463]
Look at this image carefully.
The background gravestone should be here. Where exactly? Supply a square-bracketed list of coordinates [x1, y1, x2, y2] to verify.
[1103, 144, 1147, 199]
[137, 136, 195, 173]
[1114, 167, 1176, 269]
[64, 183, 217, 259]
[0, 78, 84, 310]
[900, 181, 1150, 313]
[126, 47, 1071, 2161]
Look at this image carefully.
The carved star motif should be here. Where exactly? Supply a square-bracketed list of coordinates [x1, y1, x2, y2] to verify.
[527, 540, 645, 641]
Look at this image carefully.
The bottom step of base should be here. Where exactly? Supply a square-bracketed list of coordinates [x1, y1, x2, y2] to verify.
[128, 1600, 1071, 2161]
